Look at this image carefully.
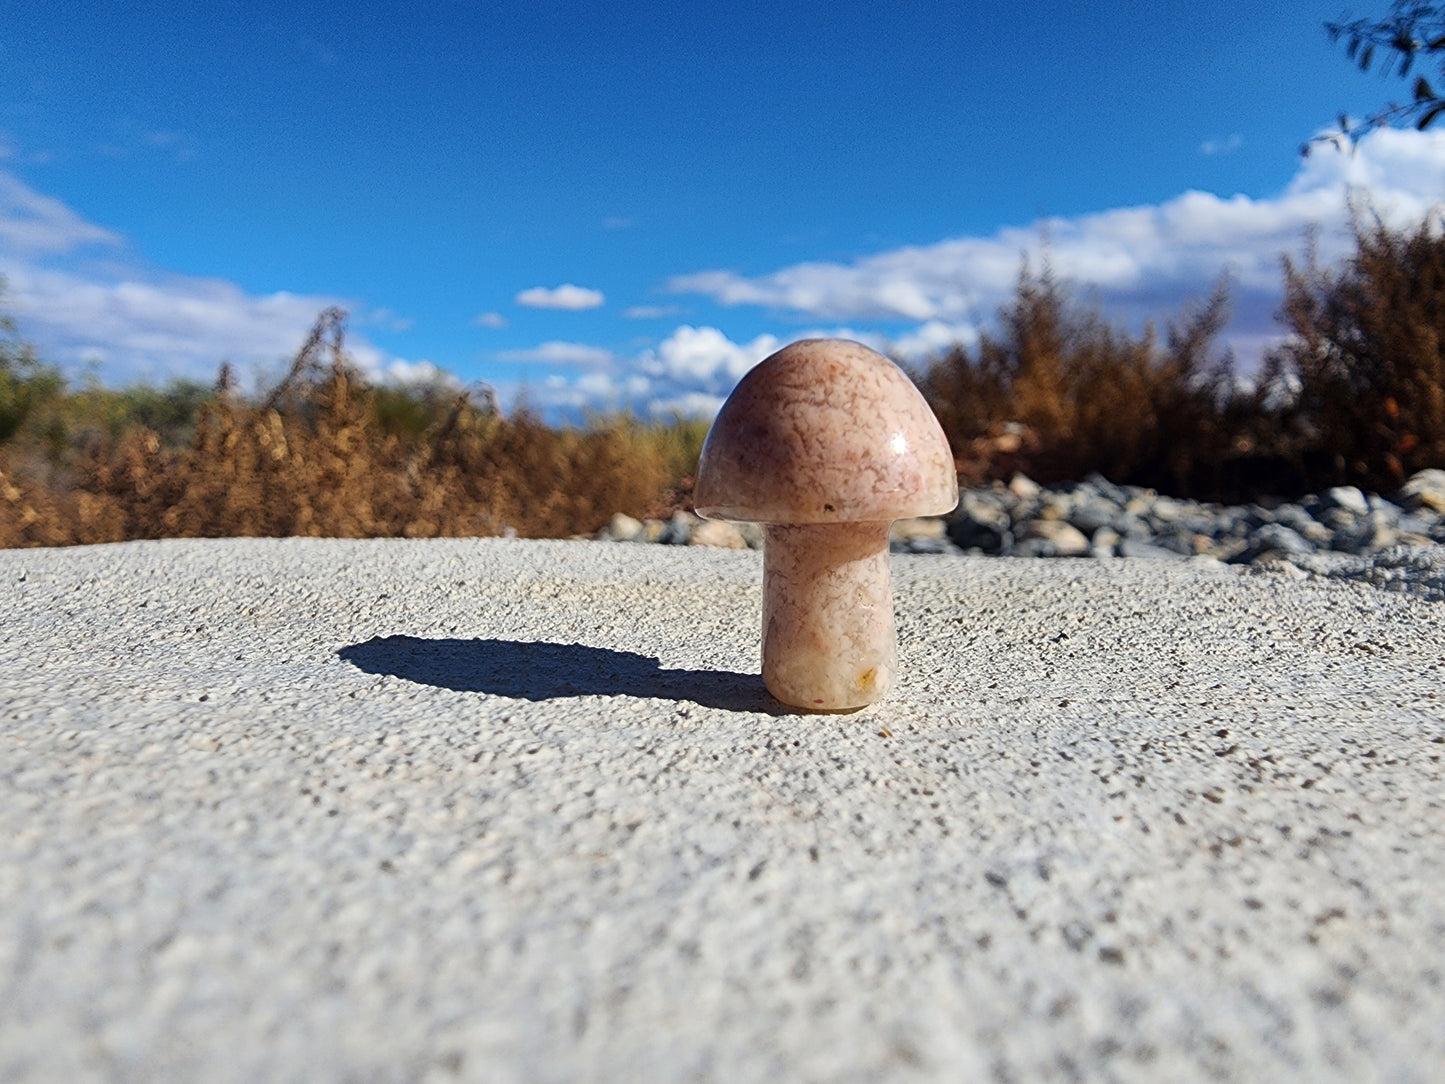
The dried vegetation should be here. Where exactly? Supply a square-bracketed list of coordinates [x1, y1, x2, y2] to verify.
[0, 308, 706, 547]
[5, 210, 1445, 547]
[917, 210, 1445, 502]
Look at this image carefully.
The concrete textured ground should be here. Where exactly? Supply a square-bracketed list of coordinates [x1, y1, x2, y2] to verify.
[1, 537, 1443, 1083]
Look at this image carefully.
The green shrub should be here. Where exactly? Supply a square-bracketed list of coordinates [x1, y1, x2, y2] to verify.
[0, 293, 65, 447]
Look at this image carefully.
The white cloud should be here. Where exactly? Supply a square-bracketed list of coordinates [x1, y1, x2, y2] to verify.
[2, 260, 354, 384]
[514, 283, 606, 310]
[498, 367, 653, 417]
[141, 129, 198, 162]
[886, 320, 980, 361]
[668, 127, 1445, 368]
[0, 168, 399, 386]
[647, 391, 727, 419]
[641, 325, 781, 385]
[518, 322, 932, 421]
[579, 369, 649, 398]
[0, 171, 122, 254]
[362, 306, 414, 332]
[379, 358, 460, 387]
[495, 326, 783, 421]
[1201, 134, 1243, 156]
[473, 311, 508, 328]
[489, 322, 980, 422]
[495, 340, 615, 366]
[624, 304, 679, 319]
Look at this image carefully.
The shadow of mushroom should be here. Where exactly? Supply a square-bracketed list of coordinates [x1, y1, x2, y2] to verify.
[337, 635, 797, 714]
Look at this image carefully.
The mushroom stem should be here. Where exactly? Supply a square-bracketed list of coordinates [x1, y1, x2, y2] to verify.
[761, 521, 896, 710]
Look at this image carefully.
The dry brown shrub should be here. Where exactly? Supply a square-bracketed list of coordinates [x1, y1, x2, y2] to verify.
[915, 267, 1242, 497]
[919, 212, 1445, 498]
[0, 460, 85, 548]
[1265, 209, 1445, 491]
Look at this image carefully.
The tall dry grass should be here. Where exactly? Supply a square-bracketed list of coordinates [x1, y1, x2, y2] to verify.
[0, 309, 706, 548]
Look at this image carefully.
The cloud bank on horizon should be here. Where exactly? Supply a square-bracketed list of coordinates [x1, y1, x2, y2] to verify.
[2, 127, 1444, 419]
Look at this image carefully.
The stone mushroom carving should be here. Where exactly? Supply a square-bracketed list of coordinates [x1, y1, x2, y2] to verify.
[694, 338, 958, 710]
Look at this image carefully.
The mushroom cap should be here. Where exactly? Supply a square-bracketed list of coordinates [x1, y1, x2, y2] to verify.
[694, 338, 959, 524]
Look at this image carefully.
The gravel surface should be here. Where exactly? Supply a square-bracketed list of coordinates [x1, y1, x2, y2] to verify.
[604, 471, 1445, 590]
[2, 537, 1444, 1083]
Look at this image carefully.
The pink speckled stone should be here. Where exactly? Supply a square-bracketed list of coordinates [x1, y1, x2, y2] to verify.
[694, 340, 957, 525]
[694, 339, 958, 711]
[762, 522, 895, 709]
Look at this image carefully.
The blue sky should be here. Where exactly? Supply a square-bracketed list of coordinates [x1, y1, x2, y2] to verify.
[2, 0, 1443, 418]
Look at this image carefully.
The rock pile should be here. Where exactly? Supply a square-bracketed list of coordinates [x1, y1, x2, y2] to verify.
[597, 469, 1445, 571]
[939, 469, 1445, 563]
